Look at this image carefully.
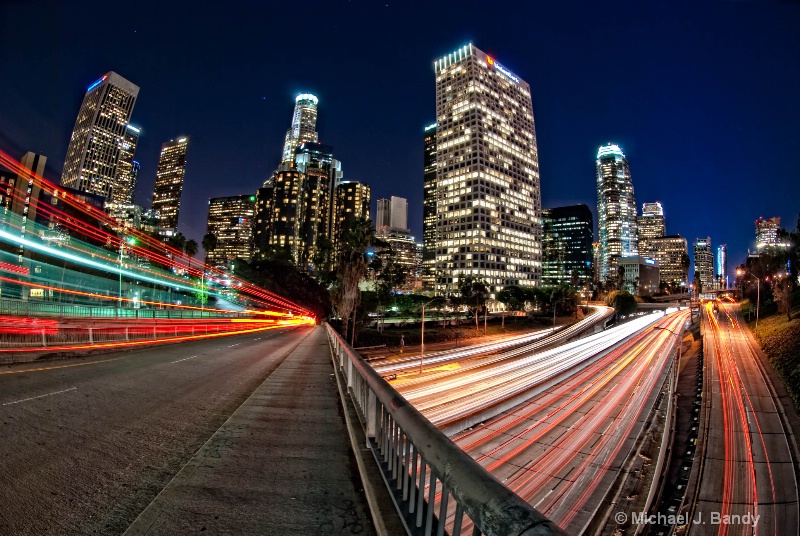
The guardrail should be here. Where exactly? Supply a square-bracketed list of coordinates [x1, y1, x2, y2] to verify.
[325, 322, 565, 536]
[0, 297, 246, 319]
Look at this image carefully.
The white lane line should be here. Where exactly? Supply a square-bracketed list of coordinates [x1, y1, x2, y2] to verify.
[228, 343, 240, 347]
[3, 386, 78, 406]
[171, 355, 198, 364]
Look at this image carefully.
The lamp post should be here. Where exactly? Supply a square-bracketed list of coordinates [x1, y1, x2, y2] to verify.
[420, 297, 447, 374]
[736, 269, 760, 330]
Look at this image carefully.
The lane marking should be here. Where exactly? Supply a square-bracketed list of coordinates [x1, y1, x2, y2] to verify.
[0, 356, 127, 375]
[171, 355, 198, 364]
[228, 343, 240, 348]
[3, 386, 77, 406]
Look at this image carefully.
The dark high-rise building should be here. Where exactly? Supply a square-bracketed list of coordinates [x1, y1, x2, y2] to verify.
[422, 122, 437, 291]
[61, 72, 139, 202]
[596, 144, 638, 283]
[152, 137, 189, 236]
[541, 204, 594, 287]
[694, 237, 714, 291]
[205, 195, 256, 267]
[333, 181, 370, 252]
[114, 124, 141, 205]
[433, 44, 542, 295]
[253, 181, 274, 257]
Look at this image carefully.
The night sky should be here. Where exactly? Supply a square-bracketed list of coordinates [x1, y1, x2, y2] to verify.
[1, 0, 798, 277]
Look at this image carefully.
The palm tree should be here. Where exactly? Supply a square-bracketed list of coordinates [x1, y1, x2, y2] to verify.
[202, 232, 217, 263]
[332, 217, 376, 345]
[184, 239, 198, 258]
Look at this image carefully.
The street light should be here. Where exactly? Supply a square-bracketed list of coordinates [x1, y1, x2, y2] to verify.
[420, 297, 448, 374]
[736, 268, 760, 329]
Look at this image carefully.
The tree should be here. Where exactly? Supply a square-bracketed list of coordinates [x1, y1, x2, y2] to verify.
[693, 270, 702, 295]
[459, 276, 489, 330]
[331, 217, 377, 345]
[773, 276, 795, 321]
[202, 232, 218, 263]
[310, 235, 336, 286]
[606, 290, 637, 316]
[167, 232, 187, 253]
[184, 239, 198, 258]
[497, 285, 527, 313]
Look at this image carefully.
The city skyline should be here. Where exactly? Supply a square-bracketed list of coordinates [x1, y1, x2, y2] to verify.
[1, 1, 798, 272]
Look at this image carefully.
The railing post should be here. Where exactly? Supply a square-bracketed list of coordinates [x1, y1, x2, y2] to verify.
[88, 327, 93, 344]
[125, 327, 129, 341]
[41, 328, 46, 347]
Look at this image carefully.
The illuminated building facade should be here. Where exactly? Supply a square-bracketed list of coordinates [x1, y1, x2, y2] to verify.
[61, 72, 139, 202]
[281, 94, 319, 163]
[422, 123, 438, 290]
[205, 195, 256, 266]
[716, 244, 727, 289]
[333, 181, 370, 252]
[596, 144, 638, 283]
[541, 204, 593, 287]
[114, 124, 141, 204]
[433, 44, 542, 295]
[755, 216, 782, 249]
[694, 237, 714, 291]
[152, 137, 189, 236]
[267, 169, 304, 262]
[648, 235, 689, 290]
[253, 181, 274, 256]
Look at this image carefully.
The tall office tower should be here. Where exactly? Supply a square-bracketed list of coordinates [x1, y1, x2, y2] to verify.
[294, 142, 342, 269]
[592, 242, 601, 284]
[253, 180, 274, 257]
[333, 181, 370, 251]
[61, 72, 139, 201]
[716, 244, 727, 289]
[422, 123, 438, 290]
[433, 44, 542, 295]
[281, 93, 319, 163]
[596, 144, 638, 283]
[694, 237, 714, 291]
[648, 235, 689, 290]
[152, 137, 189, 236]
[267, 169, 304, 263]
[376, 196, 409, 232]
[205, 195, 256, 266]
[755, 216, 781, 249]
[541, 204, 594, 287]
[113, 124, 141, 204]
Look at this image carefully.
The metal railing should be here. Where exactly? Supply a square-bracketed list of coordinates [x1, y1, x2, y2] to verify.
[0, 321, 267, 349]
[0, 297, 247, 320]
[325, 323, 565, 536]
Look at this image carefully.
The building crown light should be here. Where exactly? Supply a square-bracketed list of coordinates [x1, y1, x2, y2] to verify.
[295, 93, 318, 105]
[597, 144, 625, 159]
[424, 123, 438, 131]
[126, 124, 141, 133]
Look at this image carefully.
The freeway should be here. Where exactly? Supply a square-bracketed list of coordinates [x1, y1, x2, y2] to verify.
[687, 303, 798, 535]
[375, 309, 689, 534]
[0, 326, 319, 535]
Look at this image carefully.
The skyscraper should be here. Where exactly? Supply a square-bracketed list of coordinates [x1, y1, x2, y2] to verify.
[433, 44, 542, 295]
[716, 244, 727, 289]
[152, 137, 189, 236]
[648, 235, 689, 291]
[267, 169, 304, 262]
[694, 237, 714, 291]
[205, 195, 256, 266]
[755, 217, 781, 249]
[281, 93, 319, 163]
[542, 205, 594, 287]
[422, 123, 438, 291]
[61, 72, 140, 202]
[376, 196, 408, 232]
[333, 181, 370, 252]
[596, 144, 638, 283]
[114, 124, 141, 204]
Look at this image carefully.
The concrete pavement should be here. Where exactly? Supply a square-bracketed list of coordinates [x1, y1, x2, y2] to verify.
[124, 326, 376, 536]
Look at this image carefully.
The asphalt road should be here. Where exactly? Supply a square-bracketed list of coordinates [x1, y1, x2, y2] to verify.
[0, 326, 316, 535]
[690, 303, 799, 535]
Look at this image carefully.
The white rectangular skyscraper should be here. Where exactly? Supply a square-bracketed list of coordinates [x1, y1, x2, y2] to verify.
[61, 72, 139, 202]
[433, 44, 542, 295]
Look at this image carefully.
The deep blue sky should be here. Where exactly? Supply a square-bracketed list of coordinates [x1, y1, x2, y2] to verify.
[1, 0, 798, 277]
